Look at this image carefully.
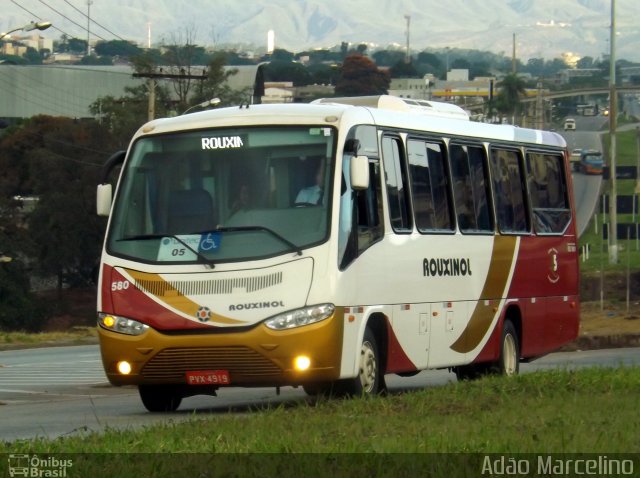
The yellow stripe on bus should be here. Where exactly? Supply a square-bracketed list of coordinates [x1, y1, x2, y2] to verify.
[125, 269, 245, 325]
[449, 236, 517, 353]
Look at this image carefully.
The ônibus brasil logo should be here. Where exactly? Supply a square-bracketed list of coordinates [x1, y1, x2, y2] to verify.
[7, 454, 73, 477]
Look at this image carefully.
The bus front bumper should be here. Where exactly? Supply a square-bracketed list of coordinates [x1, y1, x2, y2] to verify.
[98, 310, 344, 388]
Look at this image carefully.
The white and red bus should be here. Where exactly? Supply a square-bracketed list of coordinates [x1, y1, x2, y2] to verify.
[96, 95, 580, 411]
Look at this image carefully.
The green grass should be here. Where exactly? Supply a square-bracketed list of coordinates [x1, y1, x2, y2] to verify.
[0, 327, 97, 349]
[2, 368, 639, 454]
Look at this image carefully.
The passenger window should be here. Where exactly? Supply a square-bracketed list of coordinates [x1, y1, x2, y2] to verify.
[407, 139, 453, 232]
[382, 136, 412, 232]
[526, 152, 571, 234]
[449, 144, 493, 233]
[489, 148, 529, 234]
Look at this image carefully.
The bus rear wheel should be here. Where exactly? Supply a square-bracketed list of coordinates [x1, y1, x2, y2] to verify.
[139, 385, 183, 412]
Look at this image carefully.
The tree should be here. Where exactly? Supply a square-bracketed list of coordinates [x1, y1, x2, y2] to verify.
[94, 40, 142, 58]
[264, 60, 311, 86]
[0, 116, 114, 323]
[335, 54, 389, 96]
[415, 51, 443, 77]
[160, 28, 205, 112]
[0, 258, 45, 331]
[576, 56, 594, 69]
[193, 53, 248, 106]
[68, 38, 88, 54]
[15, 117, 108, 294]
[495, 73, 527, 124]
[451, 58, 471, 70]
[390, 59, 418, 78]
[269, 48, 294, 62]
[372, 50, 405, 67]
[89, 83, 171, 148]
[23, 47, 42, 64]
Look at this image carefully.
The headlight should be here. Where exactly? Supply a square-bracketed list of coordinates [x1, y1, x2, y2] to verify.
[264, 304, 335, 330]
[98, 313, 149, 336]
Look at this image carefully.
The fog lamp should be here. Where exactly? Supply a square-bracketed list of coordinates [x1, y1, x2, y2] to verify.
[117, 361, 132, 375]
[294, 355, 311, 371]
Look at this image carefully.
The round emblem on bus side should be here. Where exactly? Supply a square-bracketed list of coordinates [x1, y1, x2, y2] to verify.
[196, 306, 211, 322]
[547, 247, 560, 284]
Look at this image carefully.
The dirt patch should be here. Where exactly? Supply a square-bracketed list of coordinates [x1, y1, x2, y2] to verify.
[580, 272, 640, 302]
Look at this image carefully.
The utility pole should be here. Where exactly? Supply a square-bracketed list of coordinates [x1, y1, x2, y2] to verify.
[636, 126, 640, 194]
[133, 71, 207, 120]
[87, 0, 93, 56]
[512, 33, 516, 73]
[404, 15, 411, 64]
[147, 79, 156, 121]
[536, 80, 544, 129]
[608, 0, 618, 264]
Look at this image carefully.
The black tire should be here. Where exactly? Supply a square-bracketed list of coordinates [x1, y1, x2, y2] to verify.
[495, 320, 520, 376]
[302, 381, 335, 397]
[454, 363, 489, 381]
[139, 385, 182, 412]
[339, 327, 384, 396]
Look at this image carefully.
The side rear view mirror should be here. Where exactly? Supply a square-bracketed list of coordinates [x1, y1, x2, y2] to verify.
[96, 184, 113, 216]
[350, 155, 369, 190]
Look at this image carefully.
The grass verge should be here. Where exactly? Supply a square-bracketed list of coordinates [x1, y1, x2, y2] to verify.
[2, 367, 639, 454]
[0, 327, 97, 350]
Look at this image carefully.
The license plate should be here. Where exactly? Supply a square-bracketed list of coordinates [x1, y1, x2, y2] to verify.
[186, 370, 230, 385]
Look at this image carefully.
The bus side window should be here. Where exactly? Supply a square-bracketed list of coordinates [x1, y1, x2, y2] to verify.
[490, 148, 529, 234]
[527, 152, 571, 234]
[382, 136, 412, 233]
[356, 160, 383, 252]
[450, 143, 493, 233]
[407, 138, 453, 233]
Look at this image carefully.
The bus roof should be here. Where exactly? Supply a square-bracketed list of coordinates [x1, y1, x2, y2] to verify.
[136, 96, 566, 149]
[312, 95, 470, 120]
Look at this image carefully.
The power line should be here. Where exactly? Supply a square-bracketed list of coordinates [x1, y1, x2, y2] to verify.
[37, 0, 108, 41]
[9, 0, 76, 40]
[62, 0, 127, 42]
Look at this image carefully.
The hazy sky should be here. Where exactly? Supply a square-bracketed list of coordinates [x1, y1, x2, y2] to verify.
[3, 0, 639, 61]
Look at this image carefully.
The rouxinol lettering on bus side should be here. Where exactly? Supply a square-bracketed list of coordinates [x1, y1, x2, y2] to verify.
[422, 258, 472, 277]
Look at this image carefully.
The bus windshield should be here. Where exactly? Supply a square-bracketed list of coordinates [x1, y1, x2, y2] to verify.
[106, 126, 336, 264]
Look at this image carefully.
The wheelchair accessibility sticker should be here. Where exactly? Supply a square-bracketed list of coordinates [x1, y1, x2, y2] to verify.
[157, 233, 221, 261]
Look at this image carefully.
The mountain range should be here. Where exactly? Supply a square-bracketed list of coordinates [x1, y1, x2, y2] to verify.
[3, 0, 639, 61]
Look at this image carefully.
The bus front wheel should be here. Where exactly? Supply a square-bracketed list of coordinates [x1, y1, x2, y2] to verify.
[495, 320, 520, 376]
[139, 385, 183, 412]
[339, 327, 384, 396]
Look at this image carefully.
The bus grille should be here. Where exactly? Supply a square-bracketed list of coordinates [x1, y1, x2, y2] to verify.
[136, 271, 283, 297]
[141, 346, 282, 380]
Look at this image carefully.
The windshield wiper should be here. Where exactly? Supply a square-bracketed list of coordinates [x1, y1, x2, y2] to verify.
[194, 226, 303, 256]
[118, 233, 216, 269]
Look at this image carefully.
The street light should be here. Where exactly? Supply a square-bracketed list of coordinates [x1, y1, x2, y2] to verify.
[182, 98, 221, 115]
[0, 21, 52, 41]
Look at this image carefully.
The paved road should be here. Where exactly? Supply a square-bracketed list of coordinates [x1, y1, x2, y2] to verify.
[1, 344, 639, 442]
[561, 125, 603, 238]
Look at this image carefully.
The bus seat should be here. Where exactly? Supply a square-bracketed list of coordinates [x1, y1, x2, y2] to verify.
[167, 189, 216, 234]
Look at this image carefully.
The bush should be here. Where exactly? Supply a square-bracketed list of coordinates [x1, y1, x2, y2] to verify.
[0, 260, 46, 331]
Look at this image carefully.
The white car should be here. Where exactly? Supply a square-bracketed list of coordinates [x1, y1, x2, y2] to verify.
[564, 118, 576, 131]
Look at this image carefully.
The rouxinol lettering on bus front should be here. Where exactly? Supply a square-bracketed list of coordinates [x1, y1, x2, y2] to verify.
[96, 95, 579, 412]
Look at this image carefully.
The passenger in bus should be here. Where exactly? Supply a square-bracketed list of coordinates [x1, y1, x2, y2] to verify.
[230, 183, 251, 214]
[295, 164, 324, 205]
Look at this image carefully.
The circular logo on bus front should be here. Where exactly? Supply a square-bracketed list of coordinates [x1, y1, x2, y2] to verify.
[196, 306, 211, 322]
